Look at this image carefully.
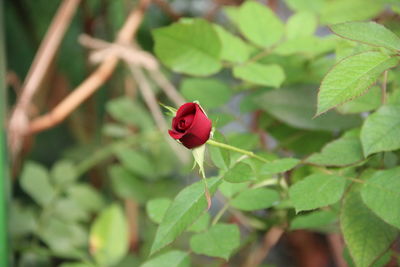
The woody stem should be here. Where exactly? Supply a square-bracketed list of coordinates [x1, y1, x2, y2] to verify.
[206, 139, 270, 163]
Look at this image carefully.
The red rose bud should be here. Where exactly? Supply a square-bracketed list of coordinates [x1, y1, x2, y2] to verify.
[168, 102, 212, 149]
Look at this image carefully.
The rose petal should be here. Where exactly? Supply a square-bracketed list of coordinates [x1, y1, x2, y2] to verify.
[179, 104, 212, 149]
[176, 102, 196, 118]
[168, 129, 185, 139]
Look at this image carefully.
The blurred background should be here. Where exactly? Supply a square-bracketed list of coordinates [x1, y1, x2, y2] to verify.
[3, 0, 400, 266]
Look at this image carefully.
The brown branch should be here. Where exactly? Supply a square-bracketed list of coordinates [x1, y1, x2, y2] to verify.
[27, 0, 151, 135]
[147, 69, 185, 106]
[243, 227, 285, 267]
[127, 64, 188, 163]
[327, 233, 348, 267]
[8, 0, 81, 159]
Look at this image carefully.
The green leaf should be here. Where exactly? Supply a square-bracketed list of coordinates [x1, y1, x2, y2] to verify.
[233, 62, 285, 88]
[290, 210, 337, 230]
[150, 177, 222, 254]
[316, 51, 398, 115]
[231, 188, 280, 211]
[330, 21, 400, 51]
[20, 161, 55, 207]
[115, 148, 156, 179]
[341, 191, 397, 267]
[153, 18, 222, 76]
[190, 223, 240, 260]
[146, 198, 172, 224]
[256, 86, 361, 131]
[286, 12, 317, 39]
[209, 132, 231, 171]
[89, 205, 129, 266]
[306, 129, 363, 166]
[336, 86, 381, 114]
[187, 213, 210, 233]
[284, 0, 325, 13]
[40, 218, 86, 257]
[67, 184, 104, 213]
[213, 25, 251, 63]
[320, 0, 383, 25]
[51, 160, 77, 187]
[219, 181, 249, 198]
[259, 158, 300, 176]
[237, 1, 284, 47]
[106, 97, 153, 130]
[109, 165, 147, 203]
[289, 173, 347, 212]
[141, 250, 190, 267]
[223, 162, 255, 183]
[9, 201, 37, 238]
[180, 78, 232, 109]
[361, 105, 400, 157]
[274, 36, 337, 57]
[361, 167, 400, 229]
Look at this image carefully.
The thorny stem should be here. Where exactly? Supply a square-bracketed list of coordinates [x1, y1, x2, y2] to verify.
[206, 139, 270, 163]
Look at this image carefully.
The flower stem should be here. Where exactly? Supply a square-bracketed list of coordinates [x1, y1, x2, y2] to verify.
[206, 139, 270, 163]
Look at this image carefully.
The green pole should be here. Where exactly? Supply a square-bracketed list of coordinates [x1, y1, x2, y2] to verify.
[0, 0, 10, 265]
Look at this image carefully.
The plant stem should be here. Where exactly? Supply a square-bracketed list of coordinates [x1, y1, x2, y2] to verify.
[381, 70, 388, 105]
[211, 201, 230, 226]
[206, 139, 270, 163]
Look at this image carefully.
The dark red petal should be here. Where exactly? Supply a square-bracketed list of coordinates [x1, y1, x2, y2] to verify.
[168, 129, 185, 139]
[180, 104, 212, 149]
[176, 102, 196, 118]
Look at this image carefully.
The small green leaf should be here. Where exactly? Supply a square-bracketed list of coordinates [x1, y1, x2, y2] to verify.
[286, 12, 317, 39]
[330, 21, 400, 51]
[289, 173, 347, 212]
[40, 218, 86, 257]
[106, 97, 153, 129]
[51, 160, 77, 187]
[284, 0, 325, 13]
[290, 210, 337, 230]
[115, 149, 156, 179]
[150, 177, 222, 254]
[361, 167, 400, 229]
[237, 1, 284, 47]
[223, 162, 254, 183]
[336, 86, 381, 114]
[187, 213, 210, 233]
[233, 62, 285, 88]
[109, 165, 147, 203]
[256, 86, 361, 131]
[209, 132, 230, 170]
[317, 51, 398, 115]
[190, 223, 240, 260]
[180, 78, 232, 109]
[320, 0, 383, 25]
[20, 161, 55, 207]
[259, 158, 300, 176]
[361, 105, 400, 157]
[219, 181, 249, 198]
[141, 250, 190, 267]
[306, 129, 363, 166]
[89, 205, 129, 266]
[213, 25, 251, 63]
[231, 188, 279, 211]
[341, 191, 397, 267]
[67, 184, 104, 213]
[146, 198, 172, 224]
[153, 18, 222, 76]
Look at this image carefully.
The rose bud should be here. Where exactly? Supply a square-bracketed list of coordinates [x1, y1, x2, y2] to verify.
[168, 102, 212, 149]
